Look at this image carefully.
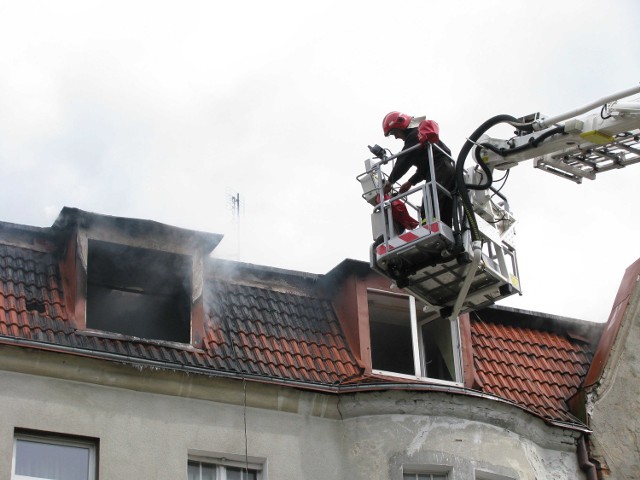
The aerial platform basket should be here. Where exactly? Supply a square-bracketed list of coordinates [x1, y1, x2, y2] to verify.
[358, 143, 521, 320]
[368, 193, 520, 320]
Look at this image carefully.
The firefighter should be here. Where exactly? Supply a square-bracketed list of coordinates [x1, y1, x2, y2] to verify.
[381, 111, 455, 227]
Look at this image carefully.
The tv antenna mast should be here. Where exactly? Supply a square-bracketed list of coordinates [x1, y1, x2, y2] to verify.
[228, 191, 244, 260]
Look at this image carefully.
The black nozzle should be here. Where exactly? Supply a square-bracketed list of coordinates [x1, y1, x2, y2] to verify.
[368, 144, 386, 160]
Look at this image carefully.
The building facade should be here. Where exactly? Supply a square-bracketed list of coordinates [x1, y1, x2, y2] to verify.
[0, 208, 612, 479]
[579, 258, 640, 478]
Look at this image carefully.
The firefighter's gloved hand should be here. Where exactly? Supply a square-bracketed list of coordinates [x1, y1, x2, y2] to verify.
[398, 182, 412, 194]
[383, 181, 393, 194]
[418, 119, 440, 145]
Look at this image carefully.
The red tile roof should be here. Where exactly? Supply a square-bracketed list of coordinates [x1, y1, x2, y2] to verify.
[0, 240, 364, 387]
[471, 310, 595, 424]
[203, 279, 362, 383]
[0, 222, 599, 429]
[0, 244, 73, 339]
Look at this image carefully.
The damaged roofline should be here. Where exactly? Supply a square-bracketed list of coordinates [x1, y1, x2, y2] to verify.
[51, 206, 224, 253]
[0, 335, 590, 434]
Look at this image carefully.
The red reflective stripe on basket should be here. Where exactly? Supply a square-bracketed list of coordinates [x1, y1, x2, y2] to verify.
[399, 231, 419, 242]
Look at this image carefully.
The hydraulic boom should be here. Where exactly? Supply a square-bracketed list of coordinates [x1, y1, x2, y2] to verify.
[358, 84, 640, 321]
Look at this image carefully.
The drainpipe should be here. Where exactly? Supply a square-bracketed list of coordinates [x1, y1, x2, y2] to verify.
[578, 435, 597, 480]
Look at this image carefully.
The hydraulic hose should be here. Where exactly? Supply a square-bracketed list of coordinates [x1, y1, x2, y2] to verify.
[456, 114, 523, 242]
[478, 125, 566, 158]
[470, 147, 493, 190]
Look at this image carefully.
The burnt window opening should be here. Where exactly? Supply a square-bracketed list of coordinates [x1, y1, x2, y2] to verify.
[368, 290, 460, 382]
[86, 240, 192, 343]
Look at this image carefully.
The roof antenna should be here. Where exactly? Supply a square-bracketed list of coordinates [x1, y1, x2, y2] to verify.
[228, 191, 243, 260]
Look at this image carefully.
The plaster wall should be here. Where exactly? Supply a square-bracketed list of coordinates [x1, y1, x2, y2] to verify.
[587, 281, 640, 478]
[0, 369, 345, 480]
[340, 391, 583, 480]
[0, 364, 584, 480]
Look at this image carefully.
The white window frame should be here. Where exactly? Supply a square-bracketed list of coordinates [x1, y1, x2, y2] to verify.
[12, 431, 97, 480]
[368, 288, 463, 385]
[403, 465, 451, 479]
[188, 452, 264, 480]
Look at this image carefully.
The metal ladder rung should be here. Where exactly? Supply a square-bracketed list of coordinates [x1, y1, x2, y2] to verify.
[537, 130, 640, 182]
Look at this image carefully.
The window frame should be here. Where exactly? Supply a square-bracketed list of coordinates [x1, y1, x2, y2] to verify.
[402, 465, 451, 479]
[368, 288, 463, 385]
[12, 431, 98, 480]
[188, 452, 264, 480]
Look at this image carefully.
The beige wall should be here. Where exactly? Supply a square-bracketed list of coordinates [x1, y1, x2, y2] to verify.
[0, 347, 585, 480]
[587, 281, 640, 478]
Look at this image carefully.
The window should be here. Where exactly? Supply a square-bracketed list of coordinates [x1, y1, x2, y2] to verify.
[188, 459, 260, 480]
[403, 473, 447, 480]
[12, 431, 97, 480]
[86, 239, 192, 343]
[368, 290, 461, 382]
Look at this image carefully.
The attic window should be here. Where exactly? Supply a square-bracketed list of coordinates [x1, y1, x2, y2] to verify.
[368, 290, 462, 383]
[86, 240, 192, 343]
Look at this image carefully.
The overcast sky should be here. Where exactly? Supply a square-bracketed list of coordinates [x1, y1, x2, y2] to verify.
[1, 1, 640, 323]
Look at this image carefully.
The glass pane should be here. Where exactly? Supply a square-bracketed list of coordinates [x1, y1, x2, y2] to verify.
[369, 293, 415, 374]
[15, 439, 90, 480]
[187, 462, 200, 480]
[187, 461, 200, 480]
[226, 466, 256, 480]
[227, 467, 242, 480]
[421, 317, 455, 381]
[187, 461, 217, 480]
[201, 464, 216, 480]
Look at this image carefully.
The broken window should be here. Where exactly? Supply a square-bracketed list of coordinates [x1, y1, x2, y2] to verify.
[368, 290, 461, 382]
[86, 240, 192, 343]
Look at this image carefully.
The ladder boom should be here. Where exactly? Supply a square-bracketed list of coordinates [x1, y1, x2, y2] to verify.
[357, 84, 640, 319]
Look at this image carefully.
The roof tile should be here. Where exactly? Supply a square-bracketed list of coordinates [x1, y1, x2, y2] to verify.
[471, 313, 594, 422]
[0, 234, 596, 426]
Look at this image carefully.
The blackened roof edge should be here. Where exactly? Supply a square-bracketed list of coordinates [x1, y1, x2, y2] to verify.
[478, 305, 604, 345]
[52, 207, 223, 253]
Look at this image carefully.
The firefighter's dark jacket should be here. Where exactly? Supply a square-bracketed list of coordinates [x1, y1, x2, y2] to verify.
[387, 128, 455, 190]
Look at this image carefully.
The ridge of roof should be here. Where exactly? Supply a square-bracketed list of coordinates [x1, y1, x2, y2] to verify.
[207, 257, 322, 296]
[478, 305, 603, 345]
[209, 257, 321, 282]
[52, 207, 223, 253]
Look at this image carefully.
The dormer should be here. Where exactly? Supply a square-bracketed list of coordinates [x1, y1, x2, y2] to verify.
[53, 207, 222, 347]
[323, 259, 475, 387]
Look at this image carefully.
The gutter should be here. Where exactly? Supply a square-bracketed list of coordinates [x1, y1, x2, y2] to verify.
[578, 435, 598, 480]
[0, 335, 591, 433]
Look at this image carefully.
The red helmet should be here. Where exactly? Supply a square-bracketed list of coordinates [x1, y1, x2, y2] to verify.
[382, 111, 412, 136]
